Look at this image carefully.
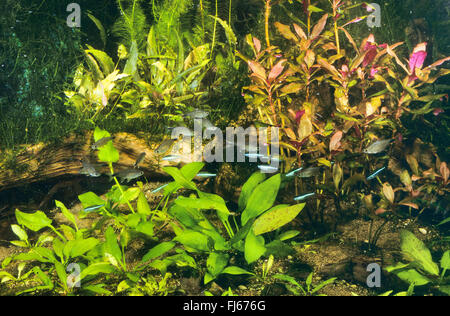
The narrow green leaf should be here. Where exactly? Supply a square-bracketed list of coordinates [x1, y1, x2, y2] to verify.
[142, 242, 175, 263]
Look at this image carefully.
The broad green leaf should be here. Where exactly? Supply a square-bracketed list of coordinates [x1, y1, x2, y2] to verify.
[93, 127, 110, 141]
[180, 162, 205, 180]
[119, 187, 140, 204]
[54, 261, 68, 292]
[68, 238, 99, 258]
[55, 200, 77, 230]
[53, 237, 65, 261]
[395, 268, 431, 286]
[206, 252, 229, 279]
[168, 204, 202, 229]
[85, 46, 114, 75]
[78, 192, 105, 208]
[400, 230, 439, 276]
[142, 242, 176, 263]
[15, 209, 52, 232]
[229, 218, 256, 245]
[98, 140, 119, 163]
[80, 262, 115, 280]
[241, 174, 281, 226]
[441, 250, 450, 270]
[174, 230, 213, 252]
[175, 196, 230, 220]
[163, 167, 197, 190]
[135, 221, 154, 238]
[126, 213, 142, 228]
[11, 224, 28, 241]
[253, 204, 304, 236]
[244, 230, 266, 264]
[238, 171, 266, 212]
[438, 286, 450, 295]
[32, 247, 56, 263]
[105, 226, 122, 263]
[137, 192, 151, 215]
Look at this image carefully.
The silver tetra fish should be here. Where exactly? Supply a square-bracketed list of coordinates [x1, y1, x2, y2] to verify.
[363, 139, 392, 155]
[112, 169, 144, 183]
[79, 160, 101, 177]
[91, 137, 114, 150]
[134, 152, 146, 168]
[155, 139, 176, 155]
[184, 109, 209, 119]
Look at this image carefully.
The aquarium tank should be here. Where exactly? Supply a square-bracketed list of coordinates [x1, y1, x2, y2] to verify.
[0, 0, 449, 301]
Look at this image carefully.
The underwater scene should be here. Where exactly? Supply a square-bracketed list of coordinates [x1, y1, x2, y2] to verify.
[0, 0, 449, 299]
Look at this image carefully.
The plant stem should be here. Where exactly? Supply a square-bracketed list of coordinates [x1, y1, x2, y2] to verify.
[264, 0, 271, 49]
[109, 162, 135, 214]
[210, 0, 218, 60]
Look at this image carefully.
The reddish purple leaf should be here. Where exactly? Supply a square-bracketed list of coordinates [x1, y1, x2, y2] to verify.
[310, 14, 328, 40]
[295, 110, 305, 124]
[433, 108, 444, 116]
[409, 42, 427, 73]
[268, 59, 286, 84]
[253, 37, 262, 54]
[248, 60, 267, 80]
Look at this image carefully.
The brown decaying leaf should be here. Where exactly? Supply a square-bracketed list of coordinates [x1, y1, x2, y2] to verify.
[293, 23, 307, 40]
[310, 14, 328, 39]
[274, 22, 298, 42]
[268, 59, 286, 84]
[382, 183, 395, 204]
[248, 60, 267, 81]
[440, 162, 449, 183]
[329, 131, 343, 152]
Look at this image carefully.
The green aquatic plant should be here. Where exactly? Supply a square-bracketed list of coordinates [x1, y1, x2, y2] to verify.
[273, 272, 336, 296]
[163, 164, 305, 284]
[1, 205, 112, 295]
[385, 230, 450, 295]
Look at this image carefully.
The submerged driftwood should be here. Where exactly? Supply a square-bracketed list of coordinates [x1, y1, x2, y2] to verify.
[0, 131, 181, 193]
